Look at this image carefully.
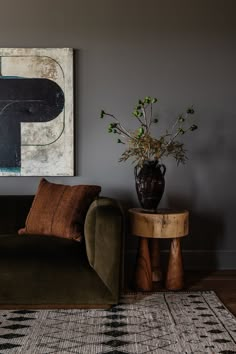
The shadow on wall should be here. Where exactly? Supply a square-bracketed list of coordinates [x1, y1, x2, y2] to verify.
[166, 195, 225, 271]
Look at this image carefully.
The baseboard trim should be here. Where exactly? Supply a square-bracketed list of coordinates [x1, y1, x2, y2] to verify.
[125, 249, 236, 270]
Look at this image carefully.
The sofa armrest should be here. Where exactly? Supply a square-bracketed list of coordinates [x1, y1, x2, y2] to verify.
[84, 197, 123, 301]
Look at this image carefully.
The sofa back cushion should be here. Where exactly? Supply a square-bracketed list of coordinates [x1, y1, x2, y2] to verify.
[0, 196, 33, 234]
[18, 178, 101, 241]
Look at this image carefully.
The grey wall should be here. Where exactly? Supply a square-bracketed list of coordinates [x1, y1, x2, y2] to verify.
[0, 0, 235, 270]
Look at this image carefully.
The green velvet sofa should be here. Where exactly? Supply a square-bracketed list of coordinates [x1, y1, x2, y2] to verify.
[0, 196, 123, 308]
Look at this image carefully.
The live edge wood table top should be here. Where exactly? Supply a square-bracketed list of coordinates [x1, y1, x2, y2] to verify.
[128, 208, 189, 291]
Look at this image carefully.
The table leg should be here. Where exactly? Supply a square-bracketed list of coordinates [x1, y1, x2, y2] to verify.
[135, 237, 152, 291]
[165, 238, 184, 290]
[149, 239, 162, 282]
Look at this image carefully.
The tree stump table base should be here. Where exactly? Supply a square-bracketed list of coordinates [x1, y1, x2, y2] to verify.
[129, 208, 189, 291]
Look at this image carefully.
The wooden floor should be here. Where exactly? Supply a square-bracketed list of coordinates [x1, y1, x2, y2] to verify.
[126, 270, 236, 316]
[184, 270, 236, 316]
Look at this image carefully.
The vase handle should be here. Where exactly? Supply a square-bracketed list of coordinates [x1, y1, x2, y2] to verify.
[159, 164, 166, 177]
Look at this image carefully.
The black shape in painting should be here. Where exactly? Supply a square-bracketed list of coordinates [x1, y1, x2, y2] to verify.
[0, 77, 65, 170]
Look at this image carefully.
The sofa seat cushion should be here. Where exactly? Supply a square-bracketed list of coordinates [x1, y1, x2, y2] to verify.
[0, 234, 114, 306]
[18, 178, 101, 242]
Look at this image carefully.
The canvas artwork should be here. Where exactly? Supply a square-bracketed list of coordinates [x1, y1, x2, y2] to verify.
[0, 48, 74, 176]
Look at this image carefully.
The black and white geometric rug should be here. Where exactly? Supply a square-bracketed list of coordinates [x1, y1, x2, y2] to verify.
[0, 291, 236, 353]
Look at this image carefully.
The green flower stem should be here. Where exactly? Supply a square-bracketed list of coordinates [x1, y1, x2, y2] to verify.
[147, 103, 153, 132]
[104, 113, 132, 139]
[159, 129, 182, 159]
[171, 116, 182, 134]
[141, 106, 148, 132]
[135, 113, 145, 127]
[149, 104, 153, 130]
[117, 126, 132, 139]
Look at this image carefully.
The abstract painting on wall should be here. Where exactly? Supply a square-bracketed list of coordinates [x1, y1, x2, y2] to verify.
[0, 48, 74, 176]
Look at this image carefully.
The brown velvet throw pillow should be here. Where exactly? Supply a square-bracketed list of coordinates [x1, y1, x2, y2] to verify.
[18, 178, 101, 241]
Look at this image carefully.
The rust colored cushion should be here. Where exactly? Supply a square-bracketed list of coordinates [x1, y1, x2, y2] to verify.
[18, 178, 101, 241]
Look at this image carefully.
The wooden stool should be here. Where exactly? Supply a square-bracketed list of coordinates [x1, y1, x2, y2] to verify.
[128, 208, 189, 291]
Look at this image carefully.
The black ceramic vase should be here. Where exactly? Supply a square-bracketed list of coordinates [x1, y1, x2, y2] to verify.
[134, 160, 166, 211]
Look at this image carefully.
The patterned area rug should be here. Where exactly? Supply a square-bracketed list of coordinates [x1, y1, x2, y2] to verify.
[0, 291, 236, 354]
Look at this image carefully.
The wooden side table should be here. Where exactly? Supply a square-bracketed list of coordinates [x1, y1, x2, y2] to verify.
[128, 208, 189, 291]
